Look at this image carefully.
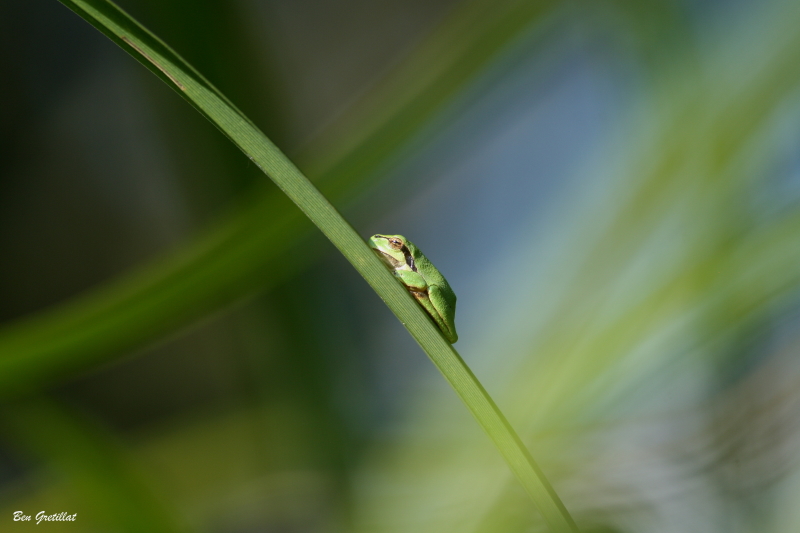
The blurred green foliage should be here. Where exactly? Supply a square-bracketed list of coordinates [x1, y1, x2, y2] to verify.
[3, 0, 800, 532]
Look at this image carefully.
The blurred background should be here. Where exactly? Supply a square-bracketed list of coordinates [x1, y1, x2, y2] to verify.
[3, 0, 800, 531]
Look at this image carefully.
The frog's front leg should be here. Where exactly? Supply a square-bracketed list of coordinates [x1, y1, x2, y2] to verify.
[393, 269, 429, 292]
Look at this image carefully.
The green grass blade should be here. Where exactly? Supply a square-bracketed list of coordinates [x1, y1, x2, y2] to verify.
[0, 0, 559, 393]
[41, 0, 580, 530]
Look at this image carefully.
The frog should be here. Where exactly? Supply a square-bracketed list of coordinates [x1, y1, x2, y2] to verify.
[368, 234, 458, 343]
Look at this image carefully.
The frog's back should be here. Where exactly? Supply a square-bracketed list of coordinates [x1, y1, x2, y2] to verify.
[407, 241, 456, 306]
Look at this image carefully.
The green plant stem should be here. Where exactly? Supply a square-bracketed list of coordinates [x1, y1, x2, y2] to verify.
[0, 0, 561, 393]
[27, 1, 580, 530]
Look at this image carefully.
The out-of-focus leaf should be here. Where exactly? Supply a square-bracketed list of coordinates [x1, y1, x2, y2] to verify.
[0, 0, 563, 394]
[3, 1, 580, 530]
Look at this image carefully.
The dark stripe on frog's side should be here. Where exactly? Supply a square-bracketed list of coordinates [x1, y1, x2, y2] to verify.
[400, 245, 417, 272]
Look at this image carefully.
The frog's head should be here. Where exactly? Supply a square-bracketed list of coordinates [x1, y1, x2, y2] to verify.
[369, 234, 411, 269]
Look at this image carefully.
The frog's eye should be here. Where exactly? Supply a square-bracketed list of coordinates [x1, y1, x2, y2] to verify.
[389, 238, 403, 249]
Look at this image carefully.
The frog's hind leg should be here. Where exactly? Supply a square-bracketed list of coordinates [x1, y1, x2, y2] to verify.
[410, 290, 456, 343]
[427, 285, 458, 343]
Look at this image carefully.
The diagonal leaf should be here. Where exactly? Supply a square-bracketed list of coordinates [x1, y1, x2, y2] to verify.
[1, 0, 581, 531]
[0, 0, 562, 393]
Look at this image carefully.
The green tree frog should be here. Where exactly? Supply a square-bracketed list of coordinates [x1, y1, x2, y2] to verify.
[368, 234, 458, 343]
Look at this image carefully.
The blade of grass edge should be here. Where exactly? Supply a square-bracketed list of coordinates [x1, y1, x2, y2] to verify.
[53, 1, 579, 530]
[0, 0, 562, 394]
